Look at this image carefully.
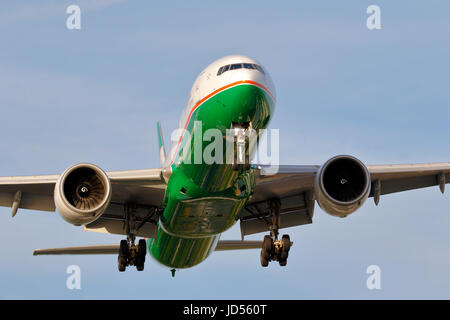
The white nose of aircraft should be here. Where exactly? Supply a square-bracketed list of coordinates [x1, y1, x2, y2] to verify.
[188, 55, 276, 106]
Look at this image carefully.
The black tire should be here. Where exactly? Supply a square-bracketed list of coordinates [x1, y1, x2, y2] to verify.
[281, 235, 290, 250]
[279, 258, 287, 267]
[136, 264, 144, 271]
[119, 240, 128, 257]
[118, 256, 126, 272]
[280, 235, 291, 260]
[136, 239, 147, 271]
[118, 240, 129, 272]
[260, 251, 269, 267]
[138, 239, 147, 257]
[262, 235, 273, 259]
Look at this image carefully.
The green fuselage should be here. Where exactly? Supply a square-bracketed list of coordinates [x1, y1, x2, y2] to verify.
[149, 83, 274, 268]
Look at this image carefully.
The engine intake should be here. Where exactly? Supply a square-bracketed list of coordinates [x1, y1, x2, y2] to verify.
[54, 163, 111, 226]
[315, 155, 371, 217]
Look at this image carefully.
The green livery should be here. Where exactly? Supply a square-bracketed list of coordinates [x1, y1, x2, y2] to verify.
[149, 83, 274, 268]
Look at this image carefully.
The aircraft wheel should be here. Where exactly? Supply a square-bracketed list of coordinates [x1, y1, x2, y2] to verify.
[119, 240, 128, 257]
[118, 239, 129, 272]
[136, 239, 147, 271]
[278, 258, 287, 267]
[280, 235, 291, 260]
[262, 235, 273, 259]
[260, 251, 269, 267]
[138, 239, 147, 255]
[118, 256, 127, 272]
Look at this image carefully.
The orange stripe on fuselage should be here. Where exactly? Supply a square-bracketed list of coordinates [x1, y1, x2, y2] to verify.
[169, 80, 274, 166]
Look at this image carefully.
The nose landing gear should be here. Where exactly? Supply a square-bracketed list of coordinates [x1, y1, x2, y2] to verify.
[232, 122, 251, 171]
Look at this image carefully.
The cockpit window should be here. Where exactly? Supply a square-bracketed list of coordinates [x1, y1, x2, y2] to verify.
[217, 62, 264, 76]
[230, 63, 242, 70]
[217, 64, 230, 76]
[253, 64, 265, 74]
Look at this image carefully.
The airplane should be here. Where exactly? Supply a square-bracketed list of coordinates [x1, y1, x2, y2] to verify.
[0, 55, 449, 272]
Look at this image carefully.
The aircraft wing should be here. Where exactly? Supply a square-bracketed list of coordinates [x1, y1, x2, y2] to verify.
[2, 162, 449, 240]
[240, 162, 450, 237]
[0, 168, 166, 238]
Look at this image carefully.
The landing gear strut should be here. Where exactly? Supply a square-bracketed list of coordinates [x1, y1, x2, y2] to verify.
[117, 204, 148, 272]
[232, 123, 251, 171]
[260, 199, 292, 267]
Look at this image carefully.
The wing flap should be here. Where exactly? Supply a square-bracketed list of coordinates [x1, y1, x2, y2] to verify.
[242, 165, 317, 237]
[84, 202, 158, 239]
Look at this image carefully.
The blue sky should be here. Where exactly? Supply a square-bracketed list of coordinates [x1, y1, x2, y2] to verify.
[0, 0, 449, 299]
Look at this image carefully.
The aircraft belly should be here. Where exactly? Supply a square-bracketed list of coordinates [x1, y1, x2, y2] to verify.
[148, 84, 273, 269]
[161, 168, 255, 237]
[149, 229, 220, 269]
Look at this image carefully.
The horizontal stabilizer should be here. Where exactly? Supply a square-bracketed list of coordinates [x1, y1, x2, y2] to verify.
[33, 244, 119, 255]
[33, 240, 264, 256]
[215, 240, 263, 251]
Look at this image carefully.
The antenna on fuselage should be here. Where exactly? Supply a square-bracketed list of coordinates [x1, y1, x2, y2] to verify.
[157, 121, 166, 167]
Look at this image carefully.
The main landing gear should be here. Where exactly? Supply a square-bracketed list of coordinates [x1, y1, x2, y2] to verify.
[260, 199, 292, 267]
[118, 236, 147, 272]
[117, 204, 151, 272]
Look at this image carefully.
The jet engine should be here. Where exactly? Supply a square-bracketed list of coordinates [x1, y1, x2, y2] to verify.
[315, 155, 371, 217]
[54, 163, 112, 226]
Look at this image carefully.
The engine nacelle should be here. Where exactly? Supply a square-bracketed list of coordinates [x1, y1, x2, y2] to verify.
[315, 155, 371, 218]
[54, 163, 112, 226]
